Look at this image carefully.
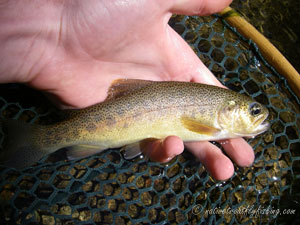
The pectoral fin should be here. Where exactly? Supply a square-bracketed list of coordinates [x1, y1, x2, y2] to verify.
[66, 145, 105, 160]
[181, 117, 221, 136]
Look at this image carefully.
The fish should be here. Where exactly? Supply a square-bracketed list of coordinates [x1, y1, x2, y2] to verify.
[0, 79, 269, 168]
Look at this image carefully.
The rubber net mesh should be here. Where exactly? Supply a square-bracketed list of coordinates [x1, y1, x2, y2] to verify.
[0, 15, 299, 225]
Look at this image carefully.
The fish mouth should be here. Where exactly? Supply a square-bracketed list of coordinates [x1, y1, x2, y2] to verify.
[233, 117, 270, 138]
[242, 118, 270, 138]
[254, 119, 270, 134]
[251, 108, 270, 135]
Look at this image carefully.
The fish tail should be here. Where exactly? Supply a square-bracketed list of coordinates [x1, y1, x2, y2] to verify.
[0, 119, 48, 169]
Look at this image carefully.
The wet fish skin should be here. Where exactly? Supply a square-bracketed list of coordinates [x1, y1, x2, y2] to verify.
[0, 79, 269, 168]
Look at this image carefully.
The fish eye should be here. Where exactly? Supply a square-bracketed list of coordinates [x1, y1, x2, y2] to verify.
[249, 102, 262, 117]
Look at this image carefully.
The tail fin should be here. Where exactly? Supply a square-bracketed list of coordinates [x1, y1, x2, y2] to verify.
[0, 119, 48, 169]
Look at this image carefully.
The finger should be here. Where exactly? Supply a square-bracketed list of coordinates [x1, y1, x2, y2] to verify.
[143, 136, 184, 163]
[170, 0, 232, 16]
[218, 138, 255, 167]
[185, 141, 234, 180]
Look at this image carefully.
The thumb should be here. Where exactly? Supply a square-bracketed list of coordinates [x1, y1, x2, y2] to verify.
[170, 0, 232, 16]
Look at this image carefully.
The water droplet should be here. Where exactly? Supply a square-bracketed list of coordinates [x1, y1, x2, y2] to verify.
[215, 181, 226, 187]
[220, 140, 229, 145]
[270, 176, 280, 182]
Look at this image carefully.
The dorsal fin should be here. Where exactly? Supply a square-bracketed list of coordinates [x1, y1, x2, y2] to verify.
[59, 79, 156, 119]
[106, 79, 156, 101]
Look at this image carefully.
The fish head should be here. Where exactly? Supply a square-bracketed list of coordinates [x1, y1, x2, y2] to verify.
[218, 96, 269, 138]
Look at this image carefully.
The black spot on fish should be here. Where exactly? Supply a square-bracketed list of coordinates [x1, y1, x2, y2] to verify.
[106, 116, 116, 126]
[46, 130, 53, 136]
[86, 123, 97, 132]
[54, 135, 63, 142]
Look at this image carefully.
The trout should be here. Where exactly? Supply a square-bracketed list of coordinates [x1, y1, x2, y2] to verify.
[0, 79, 269, 168]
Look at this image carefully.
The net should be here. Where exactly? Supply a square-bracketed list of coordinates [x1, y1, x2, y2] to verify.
[0, 14, 299, 225]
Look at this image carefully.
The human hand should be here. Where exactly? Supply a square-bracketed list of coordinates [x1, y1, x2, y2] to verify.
[0, 0, 254, 180]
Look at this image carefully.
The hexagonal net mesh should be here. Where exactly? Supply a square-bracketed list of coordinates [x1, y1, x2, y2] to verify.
[0, 15, 300, 225]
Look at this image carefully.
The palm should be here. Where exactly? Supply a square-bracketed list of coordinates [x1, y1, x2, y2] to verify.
[30, 0, 221, 108]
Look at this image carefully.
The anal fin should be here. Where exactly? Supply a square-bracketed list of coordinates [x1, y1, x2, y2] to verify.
[122, 138, 158, 160]
[66, 145, 105, 160]
[121, 143, 143, 160]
